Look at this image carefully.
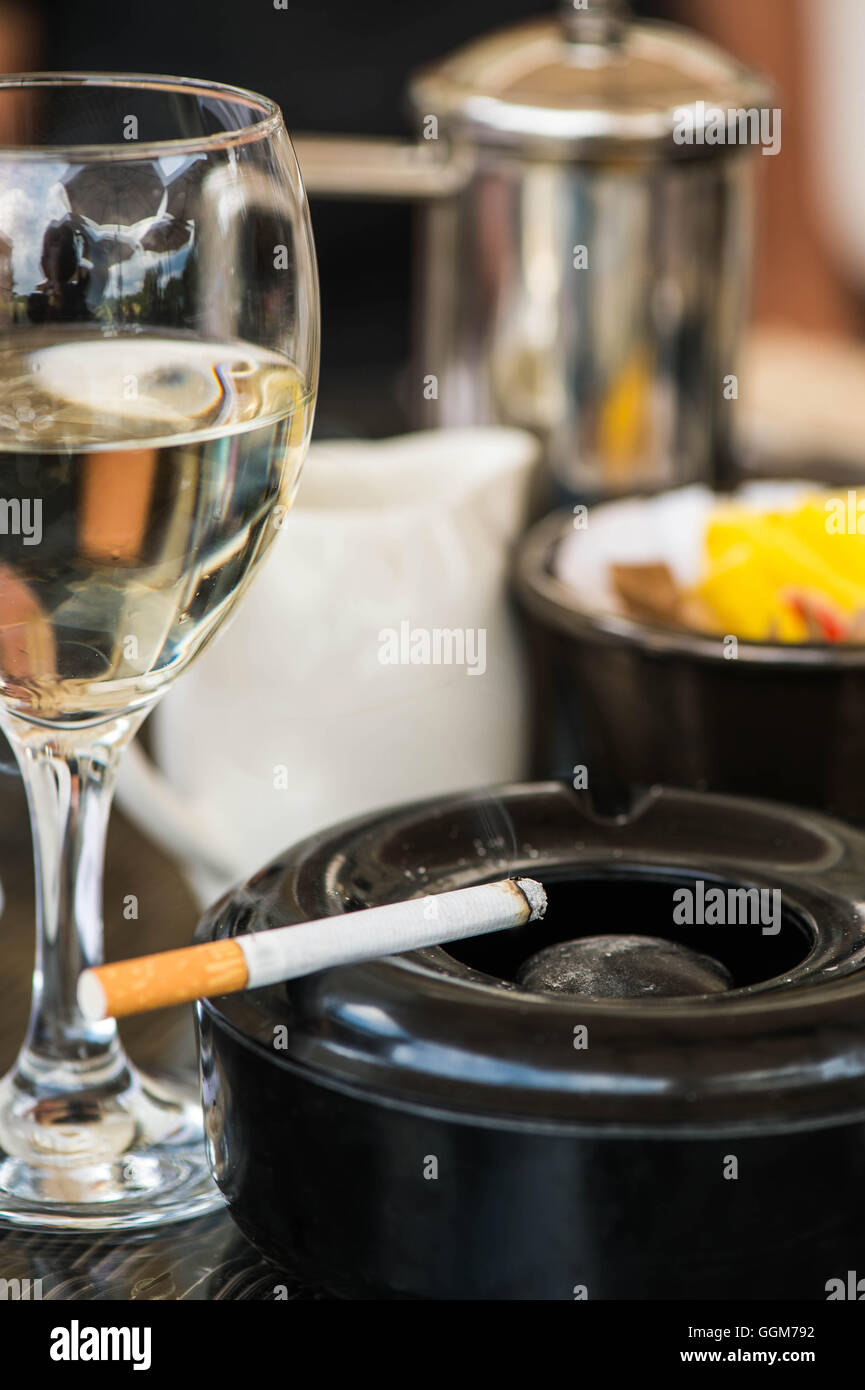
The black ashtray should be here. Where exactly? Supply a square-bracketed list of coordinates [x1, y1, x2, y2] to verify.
[196, 782, 865, 1300]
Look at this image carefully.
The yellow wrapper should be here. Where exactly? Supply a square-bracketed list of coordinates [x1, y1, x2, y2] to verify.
[695, 542, 807, 642]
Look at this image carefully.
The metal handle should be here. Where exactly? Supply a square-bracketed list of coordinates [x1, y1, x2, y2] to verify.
[291, 134, 471, 201]
[560, 0, 630, 46]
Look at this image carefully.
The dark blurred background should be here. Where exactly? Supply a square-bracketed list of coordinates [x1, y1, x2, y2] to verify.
[1, 0, 852, 439]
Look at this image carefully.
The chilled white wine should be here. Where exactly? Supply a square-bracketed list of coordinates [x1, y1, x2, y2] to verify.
[0, 329, 313, 723]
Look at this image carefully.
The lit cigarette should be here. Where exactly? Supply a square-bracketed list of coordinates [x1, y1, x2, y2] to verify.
[77, 877, 547, 1022]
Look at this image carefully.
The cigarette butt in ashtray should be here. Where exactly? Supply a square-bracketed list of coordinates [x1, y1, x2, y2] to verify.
[77, 877, 547, 1022]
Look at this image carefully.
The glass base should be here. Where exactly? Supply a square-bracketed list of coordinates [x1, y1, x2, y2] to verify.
[0, 1063, 222, 1230]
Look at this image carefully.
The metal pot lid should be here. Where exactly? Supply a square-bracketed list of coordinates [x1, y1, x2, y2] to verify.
[409, 3, 773, 158]
[197, 783, 865, 1136]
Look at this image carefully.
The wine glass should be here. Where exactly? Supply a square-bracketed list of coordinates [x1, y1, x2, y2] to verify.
[0, 73, 318, 1227]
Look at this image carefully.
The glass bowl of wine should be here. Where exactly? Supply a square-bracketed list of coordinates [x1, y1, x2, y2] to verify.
[0, 73, 318, 1228]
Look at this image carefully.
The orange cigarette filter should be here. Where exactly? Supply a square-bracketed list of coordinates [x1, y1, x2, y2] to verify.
[81, 939, 249, 1021]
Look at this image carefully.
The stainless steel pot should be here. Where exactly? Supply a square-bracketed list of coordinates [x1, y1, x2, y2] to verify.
[294, 0, 771, 497]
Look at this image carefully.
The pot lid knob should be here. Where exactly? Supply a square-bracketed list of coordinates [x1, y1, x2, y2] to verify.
[559, 0, 630, 49]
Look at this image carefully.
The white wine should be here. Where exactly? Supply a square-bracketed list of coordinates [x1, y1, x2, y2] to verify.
[0, 329, 313, 723]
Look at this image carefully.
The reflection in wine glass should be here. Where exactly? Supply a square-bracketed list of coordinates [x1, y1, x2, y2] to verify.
[0, 75, 318, 1228]
[0, 561, 55, 689]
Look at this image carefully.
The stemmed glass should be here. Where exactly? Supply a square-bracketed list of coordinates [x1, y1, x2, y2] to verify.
[0, 74, 318, 1227]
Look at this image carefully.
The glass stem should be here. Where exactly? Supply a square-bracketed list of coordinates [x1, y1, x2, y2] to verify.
[2, 711, 145, 1095]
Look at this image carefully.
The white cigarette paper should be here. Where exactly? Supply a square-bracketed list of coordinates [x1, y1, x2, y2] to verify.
[237, 877, 547, 988]
[75, 877, 548, 1022]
